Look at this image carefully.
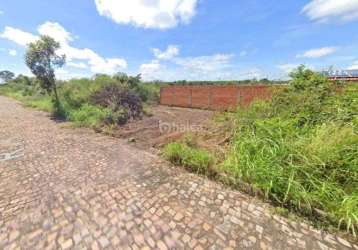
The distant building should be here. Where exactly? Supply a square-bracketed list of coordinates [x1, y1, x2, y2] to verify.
[322, 69, 358, 81]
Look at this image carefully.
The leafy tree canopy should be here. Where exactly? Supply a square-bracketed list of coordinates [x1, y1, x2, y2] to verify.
[289, 65, 329, 91]
[25, 35, 65, 102]
[0, 70, 15, 83]
[113, 72, 141, 89]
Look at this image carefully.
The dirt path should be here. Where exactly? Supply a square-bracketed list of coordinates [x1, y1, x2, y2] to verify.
[0, 96, 356, 249]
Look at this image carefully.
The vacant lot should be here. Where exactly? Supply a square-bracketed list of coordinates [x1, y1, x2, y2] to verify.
[115, 105, 213, 149]
[1, 95, 356, 249]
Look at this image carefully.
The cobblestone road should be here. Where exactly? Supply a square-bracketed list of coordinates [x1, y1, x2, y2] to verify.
[0, 96, 356, 250]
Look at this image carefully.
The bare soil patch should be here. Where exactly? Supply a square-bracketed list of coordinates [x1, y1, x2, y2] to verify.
[113, 105, 214, 150]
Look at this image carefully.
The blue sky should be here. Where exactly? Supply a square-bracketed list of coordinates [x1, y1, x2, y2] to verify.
[1, 0, 358, 81]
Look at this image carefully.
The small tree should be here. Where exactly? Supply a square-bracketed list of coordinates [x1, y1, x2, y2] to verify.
[113, 72, 141, 89]
[289, 65, 329, 91]
[25, 35, 65, 104]
[0, 70, 15, 83]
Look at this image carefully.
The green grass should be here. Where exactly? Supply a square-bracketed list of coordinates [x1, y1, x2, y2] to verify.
[23, 97, 54, 112]
[68, 104, 109, 128]
[222, 79, 358, 235]
[0, 84, 54, 112]
[163, 142, 215, 175]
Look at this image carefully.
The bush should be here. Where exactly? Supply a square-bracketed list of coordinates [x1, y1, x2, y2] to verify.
[91, 83, 143, 121]
[136, 83, 160, 103]
[223, 66, 358, 235]
[103, 108, 129, 125]
[69, 104, 109, 127]
[61, 79, 96, 108]
[164, 142, 215, 175]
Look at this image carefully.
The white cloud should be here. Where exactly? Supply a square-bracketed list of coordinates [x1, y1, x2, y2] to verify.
[0, 10, 4, 15]
[303, 0, 358, 22]
[139, 66, 262, 82]
[38, 22, 73, 44]
[94, 0, 199, 29]
[277, 64, 299, 74]
[140, 44, 180, 80]
[140, 60, 161, 72]
[8, 49, 17, 56]
[153, 45, 179, 60]
[55, 68, 89, 80]
[89, 57, 127, 74]
[139, 60, 162, 80]
[139, 48, 236, 81]
[348, 61, 358, 70]
[0, 27, 38, 46]
[67, 61, 88, 69]
[174, 54, 234, 73]
[0, 22, 127, 74]
[296, 47, 337, 58]
[56, 68, 69, 75]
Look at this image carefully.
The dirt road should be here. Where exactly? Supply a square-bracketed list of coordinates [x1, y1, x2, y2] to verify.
[0, 96, 355, 249]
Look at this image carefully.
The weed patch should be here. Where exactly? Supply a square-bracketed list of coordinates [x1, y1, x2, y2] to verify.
[222, 67, 358, 235]
[163, 142, 215, 176]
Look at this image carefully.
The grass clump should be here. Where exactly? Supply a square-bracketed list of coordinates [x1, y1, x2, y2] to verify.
[24, 97, 54, 112]
[164, 141, 215, 175]
[68, 104, 109, 128]
[223, 66, 358, 235]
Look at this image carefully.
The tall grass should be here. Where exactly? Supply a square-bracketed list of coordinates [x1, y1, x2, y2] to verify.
[68, 104, 109, 127]
[223, 67, 358, 235]
[163, 142, 215, 175]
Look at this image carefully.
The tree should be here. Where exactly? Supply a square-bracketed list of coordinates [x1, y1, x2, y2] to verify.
[25, 35, 65, 104]
[113, 72, 141, 89]
[289, 65, 329, 91]
[13, 74, 32, 86]
[0, 70, 15, 83]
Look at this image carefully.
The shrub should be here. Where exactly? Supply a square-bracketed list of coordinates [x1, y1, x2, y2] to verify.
[113, 73, 141, 89]
[103, 108, 130, 125]
[69, 104, 109, 127]
[61, 79, 95, 108]
[91, 83, 143, 122]
[136, 83, 160, 103]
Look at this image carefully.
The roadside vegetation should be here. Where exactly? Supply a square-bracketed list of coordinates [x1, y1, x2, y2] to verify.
[163, 140, 215, 176]
[0, 36, 160, 131]
[0, 73, 160, 129]
[164, 66, 358, 236]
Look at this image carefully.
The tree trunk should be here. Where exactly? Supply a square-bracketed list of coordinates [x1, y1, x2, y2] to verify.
[53, 85, 59, 104]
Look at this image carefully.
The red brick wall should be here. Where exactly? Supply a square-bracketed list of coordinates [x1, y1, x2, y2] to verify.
[160, 85, 275, 110]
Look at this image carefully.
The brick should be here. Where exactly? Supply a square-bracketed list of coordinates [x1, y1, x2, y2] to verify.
[160, 85, 274, 110]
